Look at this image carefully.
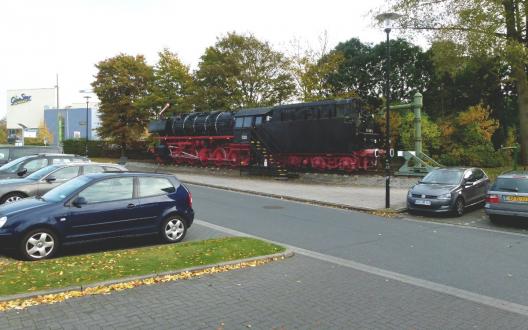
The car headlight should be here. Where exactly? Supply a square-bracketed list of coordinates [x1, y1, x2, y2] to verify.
[437, 193, 452, 200]
[0, 216, 6, 228]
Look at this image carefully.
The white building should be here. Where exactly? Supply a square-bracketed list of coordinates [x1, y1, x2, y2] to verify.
[6, 88, 56, 130]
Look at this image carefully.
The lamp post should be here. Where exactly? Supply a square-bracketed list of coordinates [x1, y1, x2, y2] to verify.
[84, 95, 91, 156]
[376, 12, 401, 209]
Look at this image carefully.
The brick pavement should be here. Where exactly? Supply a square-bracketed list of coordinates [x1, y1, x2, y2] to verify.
[1, 255, 527, 329]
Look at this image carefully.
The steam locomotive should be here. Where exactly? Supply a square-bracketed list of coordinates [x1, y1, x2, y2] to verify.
[148, 98, 381, 174]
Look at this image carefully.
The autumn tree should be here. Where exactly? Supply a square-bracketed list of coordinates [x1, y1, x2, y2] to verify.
[37, 121, 53, 145]
[195, 32, 296, 110]
[147, 49, 196, 114]
[386, 0, 528, 163]
[0, 118, 7, 144]
[92, 54, 153, 154]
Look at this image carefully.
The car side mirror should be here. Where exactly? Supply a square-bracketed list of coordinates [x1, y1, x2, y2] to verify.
[46, 176, 56, 183]
[17, 168, 27, 177]
[72, 196, 87, 207]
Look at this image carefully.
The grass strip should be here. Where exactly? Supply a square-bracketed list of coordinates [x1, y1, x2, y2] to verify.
[0, 237, 284, 297]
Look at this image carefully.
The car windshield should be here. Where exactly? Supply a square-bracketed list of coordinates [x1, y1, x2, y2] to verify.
[421, 169, 463, 185]
[0, 156, 31, 173]
[492, 177, 528, 193]
[41, 176, 91, 202]
[25, 165, 60, 181]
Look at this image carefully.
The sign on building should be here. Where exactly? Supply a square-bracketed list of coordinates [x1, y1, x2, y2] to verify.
[6, 88, 56, 130]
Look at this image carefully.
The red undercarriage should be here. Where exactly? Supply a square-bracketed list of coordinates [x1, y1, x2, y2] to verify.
[151, 136, 379, 172]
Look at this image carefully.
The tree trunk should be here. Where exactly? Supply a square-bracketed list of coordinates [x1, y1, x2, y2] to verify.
[512, 64, 528, 164]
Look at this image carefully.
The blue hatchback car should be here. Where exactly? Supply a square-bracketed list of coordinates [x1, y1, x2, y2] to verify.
[0, 172, 194, 260]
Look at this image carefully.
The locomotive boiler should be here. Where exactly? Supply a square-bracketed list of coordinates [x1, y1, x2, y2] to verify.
[148, 98, 381, 174]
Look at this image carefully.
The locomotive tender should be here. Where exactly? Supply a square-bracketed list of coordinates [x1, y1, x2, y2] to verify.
[148, 98, 381, 173]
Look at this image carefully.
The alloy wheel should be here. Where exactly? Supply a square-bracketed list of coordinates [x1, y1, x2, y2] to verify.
[164, 219, 185, 241]
[5, 195, 22, 203]
[25, 232, 55, 259]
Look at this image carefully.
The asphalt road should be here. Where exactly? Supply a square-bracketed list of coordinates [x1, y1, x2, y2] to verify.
[190, 184, 528, 307]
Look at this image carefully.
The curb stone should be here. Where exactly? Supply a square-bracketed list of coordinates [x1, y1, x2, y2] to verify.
[0, 249, 294, 304]
[126, 161, 407, 213]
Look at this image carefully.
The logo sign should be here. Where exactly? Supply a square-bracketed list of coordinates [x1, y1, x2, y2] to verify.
[10, 93, 32, 106]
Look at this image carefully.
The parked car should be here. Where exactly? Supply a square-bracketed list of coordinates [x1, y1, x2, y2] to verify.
[0, 162, 127, 204]
[407, 167, 490, 216]
[0, 153, 88, 180]
[0, 146, 63, 165]
[0, 172, 194, 260]
[485, 171, 528, 223]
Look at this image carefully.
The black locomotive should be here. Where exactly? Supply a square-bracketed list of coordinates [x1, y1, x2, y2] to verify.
[148, 98, 381, 174]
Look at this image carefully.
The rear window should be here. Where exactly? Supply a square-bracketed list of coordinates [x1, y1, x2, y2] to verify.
[492, 178, 528, 193]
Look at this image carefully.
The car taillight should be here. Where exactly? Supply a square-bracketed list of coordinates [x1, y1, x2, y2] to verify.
[486, 194, 500, 204]
[187, 191, 192, 208]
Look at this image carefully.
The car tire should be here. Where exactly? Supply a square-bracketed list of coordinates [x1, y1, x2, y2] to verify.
[1, 192, 26, 204]
[454, 198, 465, 217]
[160, 215, 187, 243]
[489, 215, 501, 225]
[19, 228, 59, 261]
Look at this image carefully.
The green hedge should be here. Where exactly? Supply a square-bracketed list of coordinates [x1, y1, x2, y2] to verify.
[62, 139, 152, 159]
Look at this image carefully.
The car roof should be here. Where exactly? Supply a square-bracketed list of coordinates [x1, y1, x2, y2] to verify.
[83, 171, 173, 179]
[433, 167, 470, 172]
[497, 171, 528, 179]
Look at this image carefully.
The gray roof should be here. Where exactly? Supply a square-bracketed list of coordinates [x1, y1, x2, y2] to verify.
[234, 107, 273, 117]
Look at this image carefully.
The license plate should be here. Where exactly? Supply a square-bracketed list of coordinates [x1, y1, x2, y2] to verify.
[415, 199, 431, 206]
[506, 196, 528, 202]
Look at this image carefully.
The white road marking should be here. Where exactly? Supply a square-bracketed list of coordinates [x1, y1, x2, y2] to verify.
[196, 219, 528, 318]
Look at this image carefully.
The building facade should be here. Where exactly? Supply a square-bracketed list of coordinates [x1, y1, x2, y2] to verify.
[6, 88, 56, 130]
[44, 107, 101, 146]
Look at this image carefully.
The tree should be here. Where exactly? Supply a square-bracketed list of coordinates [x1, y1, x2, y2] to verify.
[91, 54, 153, 154]
[147, 49, 196, 114]
[0, 118, 7, 144]
[195, 33, 296, 110]
[37, 121, 53, 145]
[326, 38, 432, 108]
[287, 33, 348, 101]
[387, 0, 528, 163]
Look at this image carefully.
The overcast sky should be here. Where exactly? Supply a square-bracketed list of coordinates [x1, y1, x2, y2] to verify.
[1, 0, 401, 117]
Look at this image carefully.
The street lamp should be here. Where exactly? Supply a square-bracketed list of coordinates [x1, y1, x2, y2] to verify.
[376, 12, 402, 209]
[84, 95, 91, 156]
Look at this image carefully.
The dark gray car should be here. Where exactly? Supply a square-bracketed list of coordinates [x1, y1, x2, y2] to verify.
[485, 171, 528, 222]
[0, 162, 127, 204]
[0, 154, 88, 180]
[407, 167, 490, 216]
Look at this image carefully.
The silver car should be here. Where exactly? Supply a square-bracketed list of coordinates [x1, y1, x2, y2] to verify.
[0, 162, 127, 204]
[485, 171, 528, 222]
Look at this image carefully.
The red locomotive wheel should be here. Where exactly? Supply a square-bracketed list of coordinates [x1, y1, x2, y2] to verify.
[212, 147, 227, 167]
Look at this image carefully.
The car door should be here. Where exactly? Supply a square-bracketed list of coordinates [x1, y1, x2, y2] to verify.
[37, 166, 81, 196]
[63, 177, 139, 240]
[462, 169, 481, 205]
[135, 176, 177, 232]
[472, 169, 489, 202]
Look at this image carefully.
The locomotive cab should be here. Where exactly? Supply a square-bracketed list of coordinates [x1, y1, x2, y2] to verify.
[233, 107, 272, 144]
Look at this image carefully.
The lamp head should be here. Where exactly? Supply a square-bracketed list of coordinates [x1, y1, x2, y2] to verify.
[375, 12, 402, 32]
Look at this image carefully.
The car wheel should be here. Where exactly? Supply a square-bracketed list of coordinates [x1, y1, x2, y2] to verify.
[489, 214, 501, 225]
[19, 228, 59, 261]
[454, 198, 465, 217]
[160, 215, 187, 243]
[1, 192, 26, 204]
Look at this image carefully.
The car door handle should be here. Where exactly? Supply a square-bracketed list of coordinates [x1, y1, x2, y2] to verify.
[127, 203, 135, 208]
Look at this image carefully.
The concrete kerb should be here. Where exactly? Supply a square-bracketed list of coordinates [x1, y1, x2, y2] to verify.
[0, 249, 294, 304]
[126, 161, 407, 213]
[183, 179, 407, 214]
